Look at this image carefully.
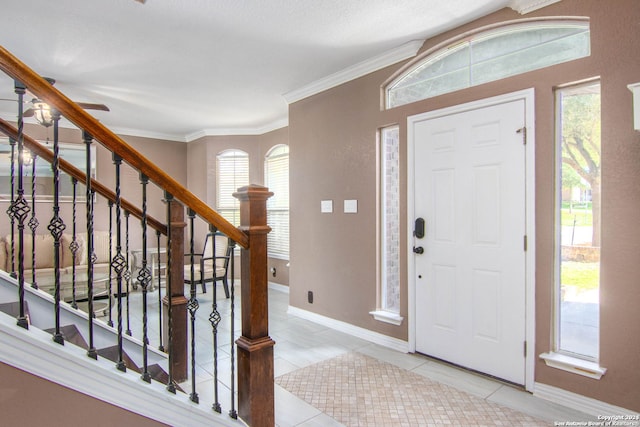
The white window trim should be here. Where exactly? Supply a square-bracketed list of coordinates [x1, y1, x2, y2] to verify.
[369, 310, 404, 326]
[550, 80, 602, 367]
[384, 17, 590, 109]
[539, 352, 607, 380]
[372, 126, 403, 325]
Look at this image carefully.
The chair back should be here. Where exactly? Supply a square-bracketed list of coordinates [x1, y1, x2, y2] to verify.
[203, 232, 230, 269]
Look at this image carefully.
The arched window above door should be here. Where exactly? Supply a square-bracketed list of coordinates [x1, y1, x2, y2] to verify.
[384, 19, 590, 109]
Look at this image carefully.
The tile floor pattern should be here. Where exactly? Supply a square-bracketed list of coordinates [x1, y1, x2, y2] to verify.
[276, 352, 544, 426]
[109, 283, 595, 426]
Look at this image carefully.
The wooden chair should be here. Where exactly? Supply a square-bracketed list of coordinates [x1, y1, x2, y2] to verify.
[184, 232, 230, 297]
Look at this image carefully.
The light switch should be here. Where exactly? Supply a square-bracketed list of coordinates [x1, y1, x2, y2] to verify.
[344, 199, 358, 214]
[321, 200, 333, 213]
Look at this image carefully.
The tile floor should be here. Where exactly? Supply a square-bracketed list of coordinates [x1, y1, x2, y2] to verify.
[113, 283, 596, 426]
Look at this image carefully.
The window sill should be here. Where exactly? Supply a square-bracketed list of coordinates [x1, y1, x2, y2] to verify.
[369, 310, 404, 326]
[539, 352, 607, 380]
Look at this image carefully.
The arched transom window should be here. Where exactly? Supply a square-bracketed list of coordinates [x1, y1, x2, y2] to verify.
[385, 19, 590, 108]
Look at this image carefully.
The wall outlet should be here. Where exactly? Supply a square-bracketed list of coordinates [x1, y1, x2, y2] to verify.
[270, 267, 276, 277]
[307, 291, 313, 304]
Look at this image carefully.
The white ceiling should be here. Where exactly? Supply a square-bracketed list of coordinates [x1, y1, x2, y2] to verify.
[0, 0, 549, 142]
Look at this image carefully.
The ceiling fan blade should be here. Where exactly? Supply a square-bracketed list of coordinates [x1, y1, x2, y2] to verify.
[23, 108, 35, 118]
[77, 102, 110, 112]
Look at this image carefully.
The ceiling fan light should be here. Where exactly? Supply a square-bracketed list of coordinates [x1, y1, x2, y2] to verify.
[32, 99, 53, 127]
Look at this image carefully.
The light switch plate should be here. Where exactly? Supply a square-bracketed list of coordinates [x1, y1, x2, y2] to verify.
[344, 199, 358, 214]
[321, 200, 333, 213]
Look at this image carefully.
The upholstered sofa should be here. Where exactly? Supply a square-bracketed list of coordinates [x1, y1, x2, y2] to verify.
[0, 231, 113, 292]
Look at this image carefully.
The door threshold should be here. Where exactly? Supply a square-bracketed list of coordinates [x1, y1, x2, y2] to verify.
[414, 351, 526, 390]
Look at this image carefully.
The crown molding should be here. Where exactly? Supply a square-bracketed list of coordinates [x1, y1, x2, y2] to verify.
[283, 39, 424, 105]
[109, 126, 188, 142]
[509, 0, 562, 14]
[185, 117, 289, 142]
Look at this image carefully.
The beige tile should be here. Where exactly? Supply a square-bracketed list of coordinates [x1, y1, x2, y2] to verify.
[276, 352, 547, 426]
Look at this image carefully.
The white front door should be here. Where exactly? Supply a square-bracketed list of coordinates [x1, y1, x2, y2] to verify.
[411, 98, 527, 385]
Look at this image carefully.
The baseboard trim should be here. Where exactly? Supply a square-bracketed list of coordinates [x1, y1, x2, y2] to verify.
[268, 282, 290, 294]
[534, 382, 639, 417]
[287, 305, 410, 352]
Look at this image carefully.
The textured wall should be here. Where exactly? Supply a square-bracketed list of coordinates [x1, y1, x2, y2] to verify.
[289, 0, 640, 411]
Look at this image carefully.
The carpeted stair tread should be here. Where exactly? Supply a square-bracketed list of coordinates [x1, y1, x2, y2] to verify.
[0, 301, 30, 322]
[97, 345, 141, 373]
[147, 364, 184, 392]
[44, 324, 89, 349]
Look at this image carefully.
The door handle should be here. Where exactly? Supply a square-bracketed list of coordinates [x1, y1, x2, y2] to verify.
[414, 218, 425, 239]
[413, 246, 424, 254]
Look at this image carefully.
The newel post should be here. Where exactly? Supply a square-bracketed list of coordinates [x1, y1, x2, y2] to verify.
[234, 184, 275, 427]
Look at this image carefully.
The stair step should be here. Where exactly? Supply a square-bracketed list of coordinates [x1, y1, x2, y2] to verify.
[147, 364, 185, 392]
[44, 324, 89, 349]
[97, 345, 141, 373]
[0, 301, 30, 323]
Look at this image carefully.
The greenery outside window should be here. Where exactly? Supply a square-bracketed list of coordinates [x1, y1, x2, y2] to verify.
[555, 82, 601, 361]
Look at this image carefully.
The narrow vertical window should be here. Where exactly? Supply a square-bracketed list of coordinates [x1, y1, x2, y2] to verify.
[264, 145, 289, 259]
[216, 149, 249, 226]
[371, 126, 403, 325]
[556, 82, 601, 360]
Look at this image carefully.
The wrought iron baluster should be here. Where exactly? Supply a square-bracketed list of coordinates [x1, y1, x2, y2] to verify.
[70, 177, 79, 309]
[107, 200, 114, 327]
[6, 136, 16, 278]
[228, 238, 237, 419]
[187, 209, 199, 403]
[28, 152, 38, 289]
[125, 210, 132, 336]
[10, 80, 30, 329]
[84, 131, 97, 360]
[138, 174, 152, 383]
[156, 230, 164, 352]
[208, 225, 222, 413]
[112, 153, 127, 372]
[164, 191, 176, 394]
[48, 109, 65, 344]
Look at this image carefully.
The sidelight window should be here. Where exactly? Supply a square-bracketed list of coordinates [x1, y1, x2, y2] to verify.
[555, 81, 601, 362]
[371, 125, 403, 325]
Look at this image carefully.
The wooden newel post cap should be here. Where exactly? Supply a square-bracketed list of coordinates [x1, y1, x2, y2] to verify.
[234, 184, 274, 230]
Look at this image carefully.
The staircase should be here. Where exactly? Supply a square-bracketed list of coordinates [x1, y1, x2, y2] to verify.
[0, 45, 275, 426]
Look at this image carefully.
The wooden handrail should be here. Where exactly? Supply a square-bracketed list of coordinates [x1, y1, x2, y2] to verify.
[0, 45, 249, 249]
[0, 118, 167, 236]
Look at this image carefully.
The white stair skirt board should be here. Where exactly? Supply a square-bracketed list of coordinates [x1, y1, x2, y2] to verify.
[0, 310, 238, 427]
[287, 306, 410, 353]
[534, 383, 640, 418]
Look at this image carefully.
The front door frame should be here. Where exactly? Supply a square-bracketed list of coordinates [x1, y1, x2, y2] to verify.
[407, 88, 536, 391]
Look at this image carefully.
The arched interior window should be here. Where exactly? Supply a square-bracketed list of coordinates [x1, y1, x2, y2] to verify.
[216, 149, 249, 226]
[264, 145, 289, 259]
[386, 20, 590, 108]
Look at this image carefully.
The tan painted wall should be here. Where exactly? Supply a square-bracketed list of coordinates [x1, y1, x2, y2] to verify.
[186, 127, 290, 285]
[289, 0, 640, 411]
[0, 361, 167, 426]
[0, 123, 187, 252]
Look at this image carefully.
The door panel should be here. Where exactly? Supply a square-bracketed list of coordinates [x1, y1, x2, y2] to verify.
[412, 99, 526, 384]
